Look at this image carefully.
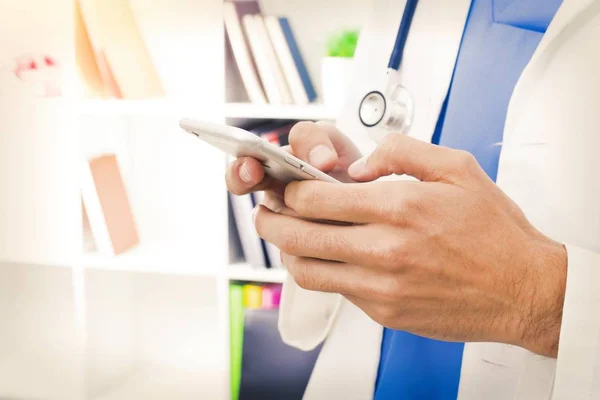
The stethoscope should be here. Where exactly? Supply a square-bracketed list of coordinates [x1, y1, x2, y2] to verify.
[358, 0, 419, 139]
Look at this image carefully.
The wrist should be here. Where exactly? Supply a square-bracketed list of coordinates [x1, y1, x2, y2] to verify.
[514, 239, 568, 357]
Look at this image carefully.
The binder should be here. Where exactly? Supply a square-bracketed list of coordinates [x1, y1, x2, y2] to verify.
[230, 284, 245, 400]
[239, 309, 323, 400]
[242, 284, 263, 309]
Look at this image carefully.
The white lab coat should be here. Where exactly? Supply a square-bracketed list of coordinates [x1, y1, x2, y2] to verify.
[277, 0, 600, 399]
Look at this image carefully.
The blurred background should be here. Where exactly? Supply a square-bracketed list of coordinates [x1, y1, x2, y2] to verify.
[0, 0, 373, 399]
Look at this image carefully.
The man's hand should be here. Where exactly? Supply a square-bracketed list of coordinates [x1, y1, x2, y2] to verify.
[253, 132, 568, 358]
[225, 121, 362, 212]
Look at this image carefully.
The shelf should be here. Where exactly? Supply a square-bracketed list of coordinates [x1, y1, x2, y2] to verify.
[80, 243, 219, 277]
[227, 263, 287, 283]
[224, 102, 338, 121]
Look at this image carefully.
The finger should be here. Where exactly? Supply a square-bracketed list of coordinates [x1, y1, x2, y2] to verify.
[348, 133, 481, 184]
[225, 157, 283, 195]
[284, 179, 427, 224]
[281, 253, 375, 296]
[254, 205, 396, 265]
[288, 121, 339, 171]
[261, 190, 300, 217]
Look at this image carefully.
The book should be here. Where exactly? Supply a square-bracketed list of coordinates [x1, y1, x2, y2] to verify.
[229, 284, 245, 400]
[75, 0, 106, 98]
[239, 309, 323, 400]
[264, 16, 312, 105]
[77, 0, 164, 99]
[252, 14, 293, 104]
[242, 284, 263, 309]
[261, 284, 282, 309]
[251, 122, 295, 269]
[278, 18, 317, 103]
[81, 154, 139, 256]
[229, 155, 267, 268]
[243, 14, 284, 104]
[223, 1, 267, 104]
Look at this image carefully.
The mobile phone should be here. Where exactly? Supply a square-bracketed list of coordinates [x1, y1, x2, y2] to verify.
[179, 118, 340, 184]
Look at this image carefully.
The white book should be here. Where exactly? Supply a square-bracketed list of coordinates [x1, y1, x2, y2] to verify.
[228, 156, 267, 268]
[80, 159, 114, 256]
[252, 191, 282, 269]
[264, 16, 309, 105]
[223, 2, 267, 104]
[252, 14, 293, 105]
[242, 14, 283, 105]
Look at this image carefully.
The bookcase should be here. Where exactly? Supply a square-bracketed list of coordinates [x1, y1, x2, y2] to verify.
[0, 0, 372, 399]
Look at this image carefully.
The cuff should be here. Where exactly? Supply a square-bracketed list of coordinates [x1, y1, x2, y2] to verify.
[278, 274, 342, 351]
[553, 244, 600, 398]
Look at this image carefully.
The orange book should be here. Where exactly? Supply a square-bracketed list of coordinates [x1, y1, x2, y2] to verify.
[81, 154, 139, 255]
[77, 0, 164, 99]
[74, 0, 108, 98]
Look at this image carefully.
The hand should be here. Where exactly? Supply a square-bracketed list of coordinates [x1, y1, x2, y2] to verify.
[225, 121, 362, 213]
[253, 132, 568, 358]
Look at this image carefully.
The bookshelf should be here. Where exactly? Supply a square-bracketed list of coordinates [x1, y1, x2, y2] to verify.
[227, 262, 287, 283]
[0, 0, 371, 399]
[80, 244, 220, 277]
[224, 102, 337, 121]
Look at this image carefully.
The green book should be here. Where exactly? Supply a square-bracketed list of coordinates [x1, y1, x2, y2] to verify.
[229, 284, 245, 400]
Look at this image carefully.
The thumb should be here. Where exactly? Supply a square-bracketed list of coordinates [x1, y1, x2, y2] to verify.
[288, 121, 339, 172]
[348, 133, 478, 183]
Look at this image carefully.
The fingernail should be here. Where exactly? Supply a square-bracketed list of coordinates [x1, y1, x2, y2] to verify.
[240, 162, 252, 183]
[252, 205, 259, 225]
[308, 145, 334, 167]
[348, 158, 368, 176]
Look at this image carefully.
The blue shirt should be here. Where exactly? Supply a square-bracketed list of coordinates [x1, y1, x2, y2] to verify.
[374, 0, 563, 398]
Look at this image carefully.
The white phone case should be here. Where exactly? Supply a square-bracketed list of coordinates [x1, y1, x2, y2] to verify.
[179, 119, 339, 184]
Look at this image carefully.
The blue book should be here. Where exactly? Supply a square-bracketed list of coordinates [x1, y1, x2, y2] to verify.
[278, 17, 317, 103]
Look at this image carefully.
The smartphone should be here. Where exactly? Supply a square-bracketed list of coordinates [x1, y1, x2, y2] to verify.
[179, 118, 339, 184]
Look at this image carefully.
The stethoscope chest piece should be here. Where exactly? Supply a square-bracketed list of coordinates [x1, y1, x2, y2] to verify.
[359, 83, 414, 136]
[359, 91, 386, 127]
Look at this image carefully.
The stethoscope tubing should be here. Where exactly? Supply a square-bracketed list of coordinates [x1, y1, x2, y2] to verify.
[388, 0, 419, 71]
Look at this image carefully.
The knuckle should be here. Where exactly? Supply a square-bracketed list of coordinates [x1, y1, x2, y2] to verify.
[287, 183, 325, 215]
[253, 212, 266, 237]
[289, 260, 314, 290]
[376, 236, 410, 270]
[389, 193, 418, 223]
[373, 304, 398, 328]
[288, 121, 315, 144]
[278, 226, 301, 254]
[454, 150, 479, 173]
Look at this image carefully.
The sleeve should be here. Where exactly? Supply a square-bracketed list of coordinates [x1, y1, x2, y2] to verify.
[278, 274, 342, 351]
[553, 246, 600, 398]
[497, 4, 600, 397]
[551, 8, 600, 397]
